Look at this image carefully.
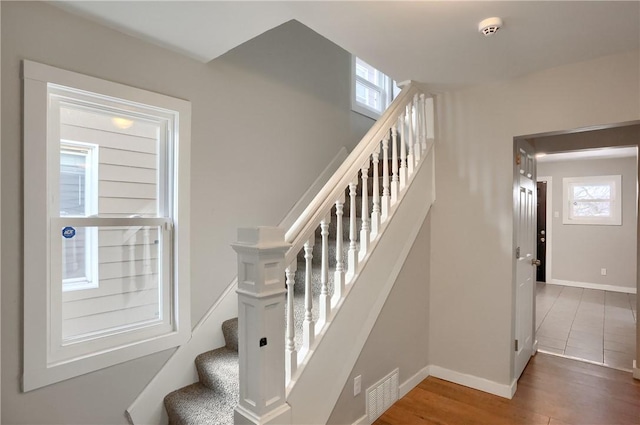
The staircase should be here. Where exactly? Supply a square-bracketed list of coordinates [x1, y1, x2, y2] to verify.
[164, 318, 239, 425]
[154, 82, 435, 425]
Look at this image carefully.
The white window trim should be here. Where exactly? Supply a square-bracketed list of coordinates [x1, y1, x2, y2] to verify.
[562, 175, 622, 226]
[350, 55, 394, 120]
[23, 60, 191, 391]
[60, 140, 99, 292]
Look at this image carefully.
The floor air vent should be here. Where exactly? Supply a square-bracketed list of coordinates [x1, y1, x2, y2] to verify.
[366, 368, 399, 423]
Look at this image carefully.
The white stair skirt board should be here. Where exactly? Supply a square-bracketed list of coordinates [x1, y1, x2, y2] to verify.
[287, 147, 435, 425]
[634, 360, 640, 380]
[126, 146, 349, 425]
[549, 279, 637, 295]
[429, 365, 517, 399]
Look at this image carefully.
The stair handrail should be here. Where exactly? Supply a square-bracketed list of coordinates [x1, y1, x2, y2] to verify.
[284, 82, 421, 262]
[233, 80, 435, 424]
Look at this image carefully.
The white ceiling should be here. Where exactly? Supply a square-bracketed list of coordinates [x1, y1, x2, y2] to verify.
[536, 147, 638, 163]
[54, 1, 640, 90]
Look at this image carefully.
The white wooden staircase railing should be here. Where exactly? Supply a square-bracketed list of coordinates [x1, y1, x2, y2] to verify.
[232, 81, 436, 425]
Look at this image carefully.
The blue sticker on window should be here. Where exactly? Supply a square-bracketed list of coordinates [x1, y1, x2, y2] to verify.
[62, 227, 76, 239]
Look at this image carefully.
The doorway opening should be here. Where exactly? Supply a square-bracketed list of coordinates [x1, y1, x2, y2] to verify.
[514, 122, 640, 379]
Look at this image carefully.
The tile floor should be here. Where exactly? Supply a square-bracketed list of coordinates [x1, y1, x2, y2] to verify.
[536, 282, 637, 371]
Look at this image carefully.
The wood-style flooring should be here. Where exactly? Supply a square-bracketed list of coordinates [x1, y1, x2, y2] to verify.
[374, 353, 640, 425]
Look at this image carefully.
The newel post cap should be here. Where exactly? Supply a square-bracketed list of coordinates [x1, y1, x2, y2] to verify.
[232, 227, 290, 251]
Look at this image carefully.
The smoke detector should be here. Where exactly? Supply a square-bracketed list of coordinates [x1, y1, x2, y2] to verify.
[478, 17, 503, 36]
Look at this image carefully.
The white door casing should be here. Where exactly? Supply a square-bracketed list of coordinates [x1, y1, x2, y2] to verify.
[514, 140, 536, 380]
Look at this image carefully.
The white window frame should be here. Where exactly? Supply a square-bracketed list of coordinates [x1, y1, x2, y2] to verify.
[23, 60, 191, 391]
[351, 56, 395, 119]
[562, 175, 622, 225]
[60, 141, 99, 292]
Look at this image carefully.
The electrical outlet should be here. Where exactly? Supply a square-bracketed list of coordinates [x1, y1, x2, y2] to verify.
[354, 375, 361, 396]
[601, 268, 607, 276]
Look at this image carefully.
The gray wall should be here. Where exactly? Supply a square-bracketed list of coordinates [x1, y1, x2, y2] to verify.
[430, 49, 639, 387]
[327, 213, 431, 425]
[1, 2, 373, 424]
[538, 156, 637, 289]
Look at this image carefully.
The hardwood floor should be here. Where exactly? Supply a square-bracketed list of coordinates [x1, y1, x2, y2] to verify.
[374, 353, 640, 425]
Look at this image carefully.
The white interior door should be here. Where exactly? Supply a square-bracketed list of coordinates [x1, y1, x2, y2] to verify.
[514, 140, 536, 379]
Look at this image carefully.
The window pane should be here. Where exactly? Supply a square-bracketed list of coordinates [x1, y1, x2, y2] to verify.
[355, 81, 382, 111]
[61, 225, 163, 342]
[60, 151, 87, 216]
[59, 104, 161, 218]
[572, 184, 611, 200]
[572, 201, 611, 217]
[355, 57, 385, 87]
[62, 227, 89, 281]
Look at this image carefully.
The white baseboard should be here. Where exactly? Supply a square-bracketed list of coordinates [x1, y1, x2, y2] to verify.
[429, 365, 516, 399]
[352, 414, 369, 425]
[399, 365, 431, 398]
[549, 279, 637, 294]
[634, 360, 640, 380]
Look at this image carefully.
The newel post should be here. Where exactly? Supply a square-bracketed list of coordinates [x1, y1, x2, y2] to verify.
[232, 227, 292, 425]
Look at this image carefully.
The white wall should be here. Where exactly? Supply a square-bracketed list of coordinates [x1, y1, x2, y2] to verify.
[538, 156, 637, 291]
[430, 49, 640, 387]
[327, 213, 431, 425]
[1, 2, 373, 424]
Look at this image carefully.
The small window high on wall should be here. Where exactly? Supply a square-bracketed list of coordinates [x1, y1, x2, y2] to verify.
[23, 60, 191, 391]
[563, 175, 622, 225]
[351, 56, 398, 119]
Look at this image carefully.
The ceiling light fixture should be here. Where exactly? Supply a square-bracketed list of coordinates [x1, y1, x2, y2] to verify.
[478, 17, 503, 36]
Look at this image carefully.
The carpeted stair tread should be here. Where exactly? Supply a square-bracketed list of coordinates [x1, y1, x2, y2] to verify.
[195, 347, 239, 394]
[221, 317, 238, 352]
[164, 382, 235, 425]
[164, 183, 379, 422]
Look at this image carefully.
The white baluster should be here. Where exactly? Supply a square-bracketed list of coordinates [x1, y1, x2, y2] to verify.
[399, 115, 407, 190]
[303, 237, 315, 350]
[413, 94, 421, 163]
[359, 163, 370, 260]
[420, 93, 428, 151]
[406, 104, 415, 176]
[333, 197, 345, 303]
[391, 125, 399, 204]
[319, 216, 331, 324]
[285, 264, 297, 382]
[347, 181, 358, 280]
[381, 137, 390, 221]
[370, 148, 381, 238]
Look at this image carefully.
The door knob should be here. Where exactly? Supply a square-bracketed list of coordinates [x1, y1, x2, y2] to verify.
[540, 238, 545, 243]
[532, 259, 541, 267]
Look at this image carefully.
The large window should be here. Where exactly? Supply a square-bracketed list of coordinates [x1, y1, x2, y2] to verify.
[351, 56, 397, 119]
[563, 175, 622, 225]
[23, 60, 191, 390]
